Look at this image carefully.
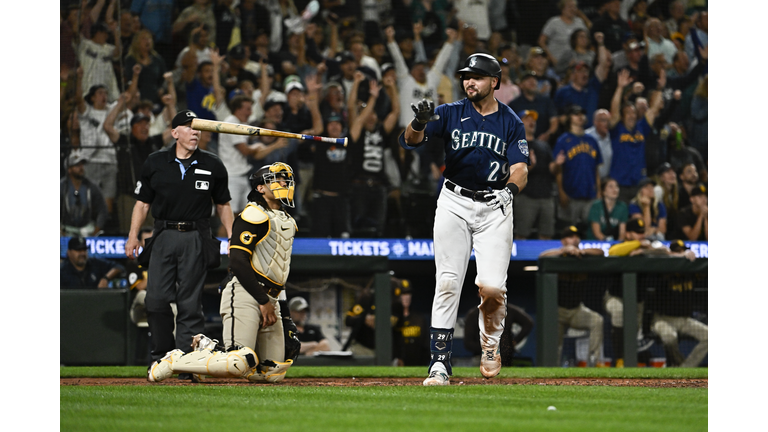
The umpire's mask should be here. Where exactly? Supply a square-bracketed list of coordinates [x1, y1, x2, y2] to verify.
[248, 162, 296, 208]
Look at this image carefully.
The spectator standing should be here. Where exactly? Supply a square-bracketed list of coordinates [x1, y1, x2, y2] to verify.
[522, 47, 560, 100]
[513, 110, 557, 240]
[552, 105, 603, 228]
[643, 17, 677, 64]
[554, 28, 596, 77]
[553, 35, 611, 128]
[103, 91, 168, 233]
[585, 108, 612, 179]
[453, 0, 492, 42]
[61, 236, 125, 289]
[213, 0, 237, 52]
[77, 21, 121, 103]
[590, 0, 631, 54]
[688, 75, 707, 165]
[586, 176, 628, 240]
[124, 30, 168, 107]
[310, 113, 351, 238]
[665, 122, 706, 183]
[494, 58, 521, 106]
[217, 94, 262, 216]
[539, 0, 591, 67]
[608, 69, 662, 202]
[181, 47, 223, 121]
[684, 11, 707, 66]
[75, 67, 118, 217]
[124, 110, 234, 372]
[173, 0, 218, 50]
[508, 71, 559, 144]
[347, 74, 400, 237]
[60, 152, 109, 237]
[387, 25, 456, 129]
[392, 278, 431, 366]
[130, 0, 175, 67]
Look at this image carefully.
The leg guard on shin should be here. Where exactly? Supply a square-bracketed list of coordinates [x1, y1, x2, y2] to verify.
[427, 327, 454, 376]
[169, 346, 259, 379]
[148, 349, 184, 382]
[246, 359, 294, 383]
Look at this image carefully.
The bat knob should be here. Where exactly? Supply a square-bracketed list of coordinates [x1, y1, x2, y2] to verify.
[343, 137, 348, 147]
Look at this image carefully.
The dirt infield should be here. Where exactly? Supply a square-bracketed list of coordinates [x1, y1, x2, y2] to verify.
[60, 377, 707, 388]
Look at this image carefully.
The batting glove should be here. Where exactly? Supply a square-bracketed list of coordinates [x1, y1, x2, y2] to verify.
[484, 187, 513, 216]
[410, 99, 439, 131]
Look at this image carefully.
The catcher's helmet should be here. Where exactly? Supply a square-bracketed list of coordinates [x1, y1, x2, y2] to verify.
[457, 53, 502, 90]
[248, 162, 295, 207]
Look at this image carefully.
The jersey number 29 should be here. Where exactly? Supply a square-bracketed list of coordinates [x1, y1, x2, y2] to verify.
[488, 161, 509, 182]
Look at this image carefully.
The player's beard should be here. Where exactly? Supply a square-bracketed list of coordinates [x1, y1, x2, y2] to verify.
[465, 84, 492, 103]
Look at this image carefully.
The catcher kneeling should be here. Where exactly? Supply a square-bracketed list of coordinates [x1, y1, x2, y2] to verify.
[149, 162, 300, 383]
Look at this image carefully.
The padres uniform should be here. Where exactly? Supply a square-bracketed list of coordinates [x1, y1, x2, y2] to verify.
[398, 53, 530, 384]
[218, 162, 300, 382]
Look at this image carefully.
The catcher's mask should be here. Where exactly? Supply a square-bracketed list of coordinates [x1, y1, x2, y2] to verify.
[248, 162, 295, 207]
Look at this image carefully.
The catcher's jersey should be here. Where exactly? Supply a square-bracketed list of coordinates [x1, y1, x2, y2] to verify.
[399, 98, 530, 191]
[229, 202, 297, 287]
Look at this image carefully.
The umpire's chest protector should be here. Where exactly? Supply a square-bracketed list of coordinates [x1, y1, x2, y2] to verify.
[250, 206, 296, 286]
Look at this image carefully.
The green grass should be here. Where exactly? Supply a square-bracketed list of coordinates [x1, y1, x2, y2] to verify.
[60, 367, 708, 432]
[61, 365, 708, 379]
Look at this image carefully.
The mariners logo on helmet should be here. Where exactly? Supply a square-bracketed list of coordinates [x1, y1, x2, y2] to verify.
[249, 162, 296, 207]
[457, 53, 502, 90]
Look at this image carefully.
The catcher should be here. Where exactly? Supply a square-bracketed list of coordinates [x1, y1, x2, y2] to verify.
[148, 162, 300, 383]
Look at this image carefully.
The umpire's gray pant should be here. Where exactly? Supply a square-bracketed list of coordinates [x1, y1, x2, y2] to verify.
[146, 230, 207, 362]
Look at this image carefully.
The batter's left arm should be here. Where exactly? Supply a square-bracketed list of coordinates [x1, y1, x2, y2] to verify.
[507, 162, 529, 195]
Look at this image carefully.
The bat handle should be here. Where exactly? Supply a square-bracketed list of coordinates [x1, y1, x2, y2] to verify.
[305, 135, 348, 146]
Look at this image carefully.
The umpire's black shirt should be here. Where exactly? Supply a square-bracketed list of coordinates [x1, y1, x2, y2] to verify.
[134, 143, 231, 220]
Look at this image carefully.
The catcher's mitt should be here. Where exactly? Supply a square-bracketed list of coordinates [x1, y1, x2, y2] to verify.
[283, 316, 301, 361]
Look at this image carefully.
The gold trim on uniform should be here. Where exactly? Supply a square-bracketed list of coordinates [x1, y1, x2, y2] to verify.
[240, 231, 255, 245]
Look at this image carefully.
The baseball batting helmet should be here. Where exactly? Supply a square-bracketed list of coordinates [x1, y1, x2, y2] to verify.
[457, 53, 502, 90]
[248, 162, 296, 207]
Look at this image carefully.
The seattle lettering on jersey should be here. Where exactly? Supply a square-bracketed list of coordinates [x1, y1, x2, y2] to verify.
[450, 129, 507, 157]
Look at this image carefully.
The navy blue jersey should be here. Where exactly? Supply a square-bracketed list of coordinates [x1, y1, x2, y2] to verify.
[399, 99, 529, 191]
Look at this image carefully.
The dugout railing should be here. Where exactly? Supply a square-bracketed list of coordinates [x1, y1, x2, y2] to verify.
[536, 256, 708, 367]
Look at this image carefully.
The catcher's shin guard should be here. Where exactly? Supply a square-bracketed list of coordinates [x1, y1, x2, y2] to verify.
[427, 327, 454, 375]
[246, 359, 294, 383]
[148, 349, 184, 382]
[168, 346, 259, 379]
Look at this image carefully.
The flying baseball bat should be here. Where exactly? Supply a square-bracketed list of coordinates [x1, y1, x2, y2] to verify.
[191, 118, 348, 147]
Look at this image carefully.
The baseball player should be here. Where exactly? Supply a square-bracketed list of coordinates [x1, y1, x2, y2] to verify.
[399, 53, 530, 386]
[148, 162, 301, 383]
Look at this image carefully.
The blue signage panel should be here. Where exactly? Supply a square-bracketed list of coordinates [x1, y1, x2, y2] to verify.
[60, 237, 709, 261]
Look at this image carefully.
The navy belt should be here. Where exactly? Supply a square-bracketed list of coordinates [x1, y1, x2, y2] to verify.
[444, 180, 492, 202]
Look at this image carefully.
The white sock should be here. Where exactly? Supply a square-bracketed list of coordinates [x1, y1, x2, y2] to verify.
[430, 362, 447, 374]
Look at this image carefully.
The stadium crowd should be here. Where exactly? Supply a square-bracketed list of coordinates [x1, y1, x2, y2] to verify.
[60, 0, 708, 241]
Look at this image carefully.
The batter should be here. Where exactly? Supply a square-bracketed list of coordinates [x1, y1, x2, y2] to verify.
[399, 53, 529, 385]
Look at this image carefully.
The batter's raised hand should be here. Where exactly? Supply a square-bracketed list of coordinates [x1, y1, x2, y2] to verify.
[484, 186, 513, 216]
[411, 99, 439, 124]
